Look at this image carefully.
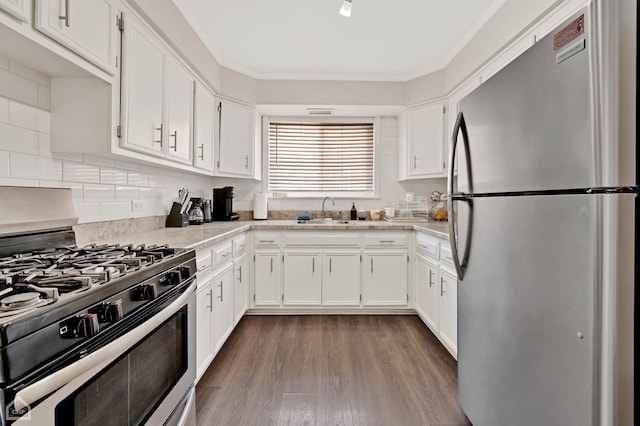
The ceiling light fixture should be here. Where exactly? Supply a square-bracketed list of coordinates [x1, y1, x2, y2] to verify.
[339, 0, 352, 17]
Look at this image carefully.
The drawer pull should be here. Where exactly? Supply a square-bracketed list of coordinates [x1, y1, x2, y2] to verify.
[259, 240, 275, 243]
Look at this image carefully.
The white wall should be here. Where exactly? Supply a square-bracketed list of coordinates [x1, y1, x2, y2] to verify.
[0, 55, 213, 224]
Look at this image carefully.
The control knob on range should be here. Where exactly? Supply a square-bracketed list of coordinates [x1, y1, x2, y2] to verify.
[132, 283, 158, 301]
[61, 313, 100, 338]
[91, 300, 124, 323]
[166, 270, 182, 285]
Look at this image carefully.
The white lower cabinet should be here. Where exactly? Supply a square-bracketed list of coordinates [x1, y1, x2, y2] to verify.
[415, 232, 458, 357]
[253, 251, 281, 306]
[195, 274, 214, 381]
[213, 264, 234, 351]
[415, 253, 440, 331]
[283, 251, 322, 305]
[438, 268, 458, 354]
[322, 251, 361, 305]
[362, 251, 408, 305]
[233, 253, 249, 323]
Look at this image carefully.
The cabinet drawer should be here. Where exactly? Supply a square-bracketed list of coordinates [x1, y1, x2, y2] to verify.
[213, 241, 233, 269]
[415, 234, 440, 259]
[233, 234, 248, 257]
[254, 232, 281, 248]
[364, 233, 408, 248]
[440, 244, 455, 270]
[283, 232, 360, 247]
[196, 250, 212, 273]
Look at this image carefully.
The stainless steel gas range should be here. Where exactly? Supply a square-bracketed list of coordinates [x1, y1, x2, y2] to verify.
[0, 186, 197, 425]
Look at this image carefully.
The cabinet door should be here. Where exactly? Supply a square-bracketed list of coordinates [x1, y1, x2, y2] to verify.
[121, 15, 165, 157]
[439, 269, 458, 355]
[407, 103, 445, 177]
[254, 251, 281, 306]
[0, 0, 29, 22]
[193, 81, 215, 171]
[196, 281, 213, 380]
[323, 251, 360, 305]
[35, 0, 117, 73]
[213, 266, 234, 351]
[216, 99, 255, 177]
[363, 251, 408, 306]
[415, 254, 440, 332]
[233, 254, 249, 324]
[283, 251, 321, 305]
[165, 57, 193, 164]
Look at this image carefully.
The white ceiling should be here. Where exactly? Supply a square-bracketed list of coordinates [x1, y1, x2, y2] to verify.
[172, 0, 505, 82]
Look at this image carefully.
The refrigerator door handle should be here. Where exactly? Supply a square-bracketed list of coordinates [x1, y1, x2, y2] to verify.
[448, 112, 473, 280]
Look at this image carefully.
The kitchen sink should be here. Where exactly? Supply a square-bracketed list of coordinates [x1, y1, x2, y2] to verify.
[295, 219, 354, 225]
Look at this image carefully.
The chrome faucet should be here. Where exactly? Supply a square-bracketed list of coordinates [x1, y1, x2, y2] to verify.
[321, 196, 335, 220]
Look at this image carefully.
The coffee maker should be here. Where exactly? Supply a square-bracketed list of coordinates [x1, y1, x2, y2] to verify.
[213, 186, 239, 221]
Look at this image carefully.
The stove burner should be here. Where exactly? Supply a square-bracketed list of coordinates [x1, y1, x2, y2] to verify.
[1, 292, 41, 310]
[0, 243, 181, 318]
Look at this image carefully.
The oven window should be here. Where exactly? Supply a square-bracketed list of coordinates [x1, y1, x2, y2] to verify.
[55, 308, 188, 425]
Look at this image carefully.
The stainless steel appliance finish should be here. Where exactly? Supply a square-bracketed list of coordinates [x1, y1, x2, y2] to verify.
[0, 186, 197, 426]
[448, 5, 637, 426]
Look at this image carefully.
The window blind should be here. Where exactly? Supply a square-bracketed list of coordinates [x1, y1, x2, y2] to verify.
[268, 122, 374, 193]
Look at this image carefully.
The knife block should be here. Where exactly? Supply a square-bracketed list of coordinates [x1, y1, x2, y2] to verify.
[166, 202, 189, 227]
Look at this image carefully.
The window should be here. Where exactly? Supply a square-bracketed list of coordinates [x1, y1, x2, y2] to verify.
[268, 120, 375, 195]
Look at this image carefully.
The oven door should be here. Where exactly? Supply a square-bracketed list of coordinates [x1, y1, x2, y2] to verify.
[9, 280, 196, 426]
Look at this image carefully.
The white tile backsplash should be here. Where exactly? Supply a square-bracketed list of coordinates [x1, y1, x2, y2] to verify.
[100, 202, 130, 221]
[9, 100, 50, 133]
[115, 186, 140, 200]
[63, 161, 100, 183]
[8, 61, 50, 87]
[100, 168, 128, 185]
[0, 122, 39, 154]
[75, 203, 101, 223]
[0, 68, 38, 107]
[84, 184, 116, 202]
[0, 151, 9, 176]
[0, 97, 8, 123]
[127, 171, 149, 187]
[9, 152, 62, 180]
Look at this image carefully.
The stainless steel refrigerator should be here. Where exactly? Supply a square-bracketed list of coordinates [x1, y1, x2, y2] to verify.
[447, 5, 637, 426]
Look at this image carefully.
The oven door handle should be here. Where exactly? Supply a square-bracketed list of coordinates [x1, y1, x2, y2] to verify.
[14, 281, 195, 411]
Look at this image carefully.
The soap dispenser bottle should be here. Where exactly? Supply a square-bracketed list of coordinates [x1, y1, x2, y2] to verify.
[350, 202, 357, 220]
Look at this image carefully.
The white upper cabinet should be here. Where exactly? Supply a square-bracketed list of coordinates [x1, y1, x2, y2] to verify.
[399, 101, 446, 180]
[215, 98, 259, 179]
[35, 0, 117, 74]
[164, 56, 193, 164]
[0, 0, 29, 22]
[120, 13, 165, 157]
[193, 81, 215, 172]
[120, 12, 193, 165]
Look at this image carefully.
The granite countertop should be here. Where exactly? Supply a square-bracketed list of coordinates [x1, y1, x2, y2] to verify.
[80, 220, 449, 251]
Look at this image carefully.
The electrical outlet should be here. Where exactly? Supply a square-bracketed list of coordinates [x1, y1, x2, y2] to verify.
[132, 200, 144, 212]
[271, 192, 288, 198]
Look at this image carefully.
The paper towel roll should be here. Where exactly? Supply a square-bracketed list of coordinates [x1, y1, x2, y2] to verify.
[253, 193, 268, 220]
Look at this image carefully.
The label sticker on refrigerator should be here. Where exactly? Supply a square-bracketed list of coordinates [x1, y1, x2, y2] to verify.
[553, 14, 585, 51]
[556, 39, 586, 64]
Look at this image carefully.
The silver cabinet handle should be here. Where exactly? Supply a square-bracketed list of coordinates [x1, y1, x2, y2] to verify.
[270, 257, 273, 273]
[370, 258, 373, 274]
[244, 155, 249, 169]
[413, 155, 417, 169]
[59, 0, 70, 27]
[207, 289, 213, 311]
[429, 270, 433, 287]
[238, 266, 242, 282]
[379, 240, 395, 244]
[198, 144, 204, 160]
[217, 281, 223, 301]
[259, 240, 274, 243]
[440, 277, 446, 296]
[329, 258, 332, 274]
[170, 130, 178, 151]
[312, 257, 315, 273]
[155, 123, 163, 147]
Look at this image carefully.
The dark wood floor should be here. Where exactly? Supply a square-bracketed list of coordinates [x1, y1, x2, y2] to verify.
[196, 315, 471, 426]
